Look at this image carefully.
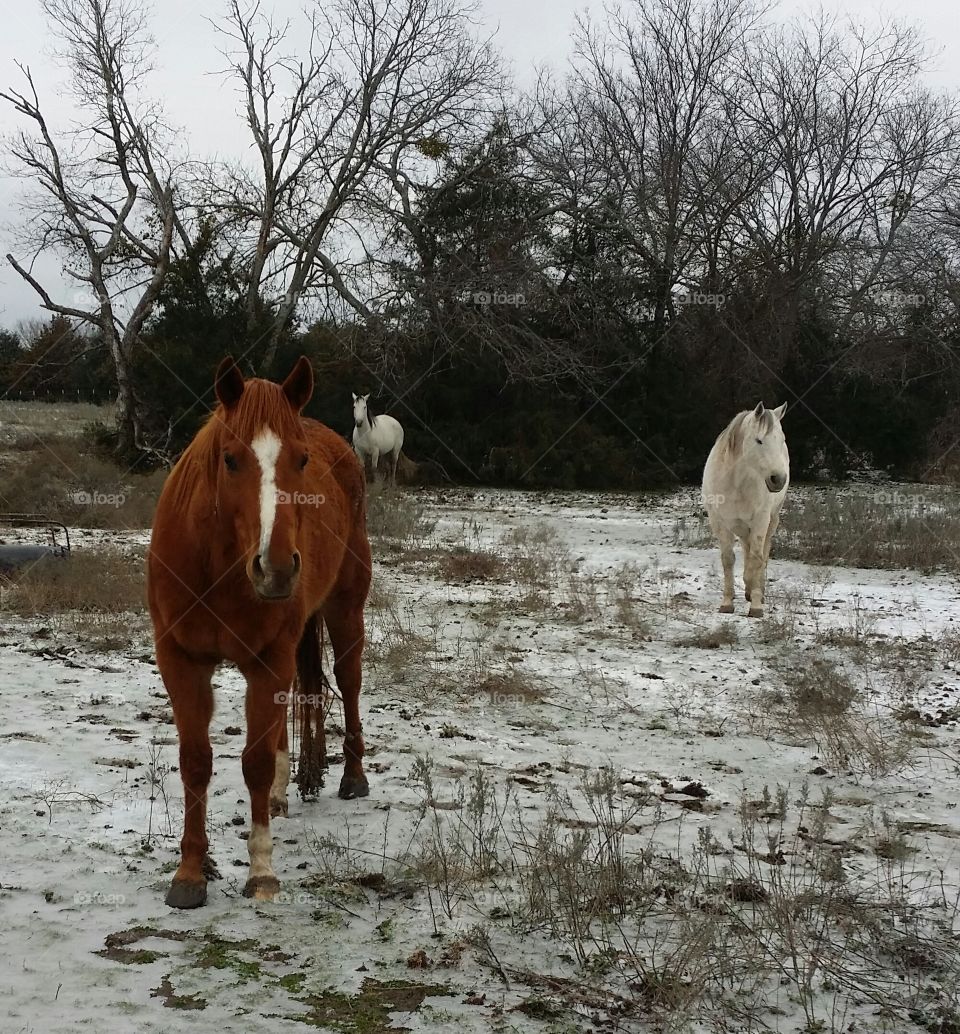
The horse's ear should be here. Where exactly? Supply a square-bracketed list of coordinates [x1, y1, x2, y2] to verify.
[362, 393, 370, 402]
[352, 393, 358, 403]
[772, 401, 788, 421]
[215, 356, 245, 409]
[753, 401, 765, 419]
[282, 355, 314, 412]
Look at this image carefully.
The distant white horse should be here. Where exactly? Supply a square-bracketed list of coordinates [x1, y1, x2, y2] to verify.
[352, 393, 404, 484]
[702, 402, 789, 618]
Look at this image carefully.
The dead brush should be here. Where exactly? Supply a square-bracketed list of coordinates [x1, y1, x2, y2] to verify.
[364, 597, 433, 678]
[479, 668, 546, 706]
[365, 573, 398, 611]
[435, 546, 507, 584]
[813, 592, 879, 655]
[757, 654, 916, 776]
[778, 486, 960, 574]
[409, 757, 514, 923]
[366, 482, 435, 550]
[608, 562, 653, 635]
[0, 400, 113, 444]
[499, 523, 605, 622]
[293, 763, 960, 1033]
[671, 511, 713, 548]
[715, 784, 960, 1033]
[2, 436, 164, 528]
[500, 523, 568, 599]
[756, 582, 806, 643]
[559, 567, 603, 622]
[939, 626, 960, 664]
[1, 549, 147, 648]
[675, 622, 739, 649]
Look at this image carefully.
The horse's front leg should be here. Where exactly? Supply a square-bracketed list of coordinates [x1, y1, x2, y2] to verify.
[158, 638, 216, 909]
[745, 531, 766, 617]
[762, 508, 781, 564]
[369, 446, 381, 484]
[353, 445, 367, 480]
[239, 652, 293, 900]
[716, 526, 735, 614]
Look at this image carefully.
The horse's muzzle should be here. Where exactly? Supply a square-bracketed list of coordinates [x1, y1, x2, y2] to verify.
[766, 473, 786, 493]
[249, 551, 301, 600]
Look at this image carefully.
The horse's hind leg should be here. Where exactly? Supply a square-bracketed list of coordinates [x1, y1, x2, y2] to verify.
[740, 535, 754, 602]
[239, 652, 293, 900]
[717, 526, 736, 614]
[750, 509, 782, 617]
[270, 714, 290, 818]
[158, 639, 215, 909]
[325, 603, 369, 799]
[390, 447, 400, 485]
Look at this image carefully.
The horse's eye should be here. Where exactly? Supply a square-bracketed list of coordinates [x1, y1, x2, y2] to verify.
[224, 452, 238, 472]
[299, 453, 309, 470]
[755, 438, 763, 446]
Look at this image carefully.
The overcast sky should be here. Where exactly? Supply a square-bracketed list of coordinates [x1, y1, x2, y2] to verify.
[1, 0, 958, 328]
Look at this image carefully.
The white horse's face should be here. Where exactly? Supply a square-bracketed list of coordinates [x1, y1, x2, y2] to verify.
[743, 402, 789, 493]
[352, 393, 369, 430]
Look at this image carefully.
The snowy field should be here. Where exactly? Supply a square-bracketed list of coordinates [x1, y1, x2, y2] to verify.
[1, 486, 959, 1033]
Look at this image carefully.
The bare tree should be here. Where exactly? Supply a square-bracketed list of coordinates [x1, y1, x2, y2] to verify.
[732, 15, 958, 342]
[210, 0, 503, 371]
[1, 0, 188, 455]
[572, 0, 763, 338]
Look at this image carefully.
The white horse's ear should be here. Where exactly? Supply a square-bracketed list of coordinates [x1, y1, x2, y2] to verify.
[753, 401, 765, 419]
[772, 401, 788, 421]
[352, 393, 358, 403]
[362, 394, 370, 402]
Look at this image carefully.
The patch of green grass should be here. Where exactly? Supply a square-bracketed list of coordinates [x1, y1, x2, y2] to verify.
[194, 934, 262, 982]
[277, 971, 308, 993]
[150, 975, 207, 1010]
[295, 979, 451, 1032]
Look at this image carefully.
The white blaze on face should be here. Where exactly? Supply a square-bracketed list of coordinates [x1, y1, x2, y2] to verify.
[251, 428, 282, 562]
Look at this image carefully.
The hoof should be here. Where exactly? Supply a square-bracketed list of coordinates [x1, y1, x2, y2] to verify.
[747, 607, 764, 619]
[719, 603, 734, 614]
[270, 796, 288, 818]
[166, 878, 207, 909]
[338, 774, 370, 800]
[243, 875, 280, 901]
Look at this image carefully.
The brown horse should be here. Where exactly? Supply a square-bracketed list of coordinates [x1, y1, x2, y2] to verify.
[147, 356, 371, 909]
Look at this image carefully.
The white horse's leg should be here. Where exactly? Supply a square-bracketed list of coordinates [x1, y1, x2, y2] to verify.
[390, 447, 400, 485]
[762, 508, 781, 564]
[741, 535, 754, 602]
[717, 526, 736, 614]
[746, 531, 766, 617]
[370, 447, 380, 484]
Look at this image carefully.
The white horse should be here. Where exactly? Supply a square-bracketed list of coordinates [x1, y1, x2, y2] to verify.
[352, 393, 404, 484]
[702, 402, 789, 618]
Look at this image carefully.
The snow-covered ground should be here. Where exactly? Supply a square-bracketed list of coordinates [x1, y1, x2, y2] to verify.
[1, 487, 958, 1033]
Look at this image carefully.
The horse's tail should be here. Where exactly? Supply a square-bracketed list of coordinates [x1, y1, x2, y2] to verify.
[292, 612, 330, 798]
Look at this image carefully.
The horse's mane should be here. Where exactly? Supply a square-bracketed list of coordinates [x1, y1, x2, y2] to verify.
[363, 397, 378, 428]
[168, 379, 303, 508]
[718, 408, 776, 458]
